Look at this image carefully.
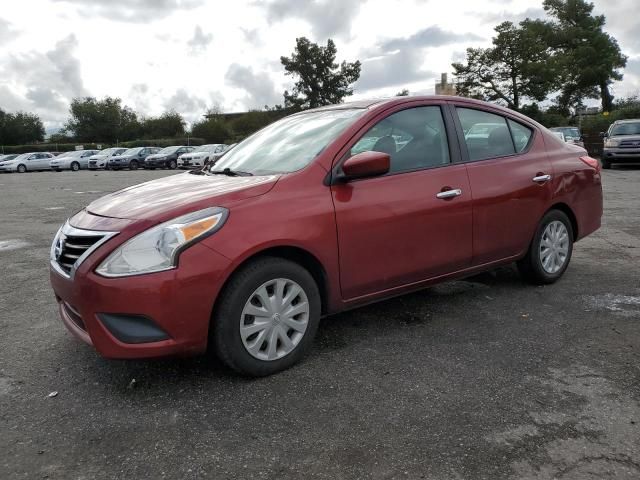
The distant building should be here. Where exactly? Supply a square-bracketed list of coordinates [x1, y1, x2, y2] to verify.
[435, 73, 456, 96]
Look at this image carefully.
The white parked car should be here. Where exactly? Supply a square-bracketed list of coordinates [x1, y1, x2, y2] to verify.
[88, 148, 127, 170]
[0, 152, 54, 173]
[50, 150, 100, 171]
[178, 144, 228, 169]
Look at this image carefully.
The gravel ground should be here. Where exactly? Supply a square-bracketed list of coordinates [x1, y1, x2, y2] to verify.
[0, 167, 639, 480]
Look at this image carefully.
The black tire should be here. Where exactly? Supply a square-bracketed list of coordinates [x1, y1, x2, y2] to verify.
[70, 161, 80, 171]
[17, 164, 26, 173]
[129, 160, 139, 170]
[517, 209, 574, 285]
[601, 158, 611, 169]
[212, 256, 321, 376]
[168, 160, 177, 170]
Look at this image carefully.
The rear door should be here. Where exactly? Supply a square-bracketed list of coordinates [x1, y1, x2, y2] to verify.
[450, 103, 553, 265]
[332, 102, 473, 300]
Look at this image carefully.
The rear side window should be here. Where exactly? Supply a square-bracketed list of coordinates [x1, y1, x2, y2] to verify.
[457, 108, 516, 161]
[350, 106, 451, 174]
[508, 119, 533, 153]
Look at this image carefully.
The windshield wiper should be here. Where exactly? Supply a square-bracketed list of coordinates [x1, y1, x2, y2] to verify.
[209, 167, 253, 177]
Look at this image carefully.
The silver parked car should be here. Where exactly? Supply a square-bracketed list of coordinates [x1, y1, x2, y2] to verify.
[0, 152, 54, 173]
[88, 148, 127, 170]
[50, 150, 100, 171]
[549, 126, 584, 148]
[0, 154, 18, 163]
[602, 119, 640, 169]
[177, 144, 228, 169]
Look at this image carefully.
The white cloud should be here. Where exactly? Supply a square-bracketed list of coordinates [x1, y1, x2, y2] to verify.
[0, 0, 636, 130]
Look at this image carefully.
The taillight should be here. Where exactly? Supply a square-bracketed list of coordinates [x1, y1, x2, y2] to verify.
[580, 156, 600, 171]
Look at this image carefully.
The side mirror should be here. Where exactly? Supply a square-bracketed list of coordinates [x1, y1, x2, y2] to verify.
[600, 132, 608, 138]
[340, 151, 390, 181]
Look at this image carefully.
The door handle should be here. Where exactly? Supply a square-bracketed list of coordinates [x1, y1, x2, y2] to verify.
[436, 188, 462, 199]
[532, 174, 552, 183]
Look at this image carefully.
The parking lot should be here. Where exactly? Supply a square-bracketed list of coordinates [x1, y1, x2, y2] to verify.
[1, 168, 639, 479]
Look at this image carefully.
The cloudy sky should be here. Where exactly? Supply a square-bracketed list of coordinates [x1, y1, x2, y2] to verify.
[0, 0, 638, 133]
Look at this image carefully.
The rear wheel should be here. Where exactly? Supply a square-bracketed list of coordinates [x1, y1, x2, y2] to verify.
[212, 257, 321, 376]
[129, 160, 139, 170]
[17, 164, 26, 173]
[168, 160, 177, 170]
[70, 161, 80, 171]
[518, 210, 573, 285]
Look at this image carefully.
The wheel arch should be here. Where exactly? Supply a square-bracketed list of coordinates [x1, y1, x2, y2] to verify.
[547, 202, 578, 240]
[213, 245, 331, 319]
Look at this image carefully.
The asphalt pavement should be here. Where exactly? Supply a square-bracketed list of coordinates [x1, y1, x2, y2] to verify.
[0, 167, 639, 479]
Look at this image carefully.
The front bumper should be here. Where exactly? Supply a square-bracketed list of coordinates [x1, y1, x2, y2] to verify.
[88, 160, 106, 169]
[602, 148, 640, 161]
[144, 159, 168, 168]
[50, 231, 232, 359]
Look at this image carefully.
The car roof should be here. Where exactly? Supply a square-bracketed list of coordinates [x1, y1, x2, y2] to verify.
[613, 119, 640, 124]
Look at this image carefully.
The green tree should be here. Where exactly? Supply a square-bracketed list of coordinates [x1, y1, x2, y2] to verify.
[280, 37, 361, 110]
[63, 97, 140, 143]
[191, 117, 231, 143]
[141, 111, 186, 139]
[542, 0, 627, 113]
[0, 109, 45, 145]
[395, 89, 410, 96]
[453, 20, 556, 110]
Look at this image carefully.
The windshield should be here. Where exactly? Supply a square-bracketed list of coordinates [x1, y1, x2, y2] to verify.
[158, 146, 180, 154]
[121, 148, 141, 156]
[61, 151, 83, 158]
[610, 122, 640, 136]
[98, 148, 117, 156]
[214, 109, 365, 175]
[194, 144, 218, 153]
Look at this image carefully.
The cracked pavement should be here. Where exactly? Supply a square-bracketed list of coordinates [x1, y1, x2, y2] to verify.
[0, 167, 639, 479]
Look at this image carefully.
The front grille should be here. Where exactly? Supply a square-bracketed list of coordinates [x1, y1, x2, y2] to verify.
[56, 234, 104, 273]
[619, 140, 640, 148]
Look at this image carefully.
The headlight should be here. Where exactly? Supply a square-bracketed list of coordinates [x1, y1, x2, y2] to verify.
[96, 207, 228, 277]
[604, 138, 619, 148]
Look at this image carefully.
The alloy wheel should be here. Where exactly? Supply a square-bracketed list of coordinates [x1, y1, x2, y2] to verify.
[240, 278, 309, 361]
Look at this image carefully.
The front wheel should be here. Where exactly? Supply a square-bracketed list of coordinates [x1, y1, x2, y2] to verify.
[517, 210, 573, 285]
[70, 161, 80, 171]
[17, 164, 27, 173]
[212, 257, 321, 376]
[129, 160, 139, 170]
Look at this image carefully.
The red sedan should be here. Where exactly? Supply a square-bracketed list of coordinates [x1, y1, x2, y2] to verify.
[49, 96, 603, 376]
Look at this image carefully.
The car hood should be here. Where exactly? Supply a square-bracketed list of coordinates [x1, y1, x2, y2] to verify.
[145, 154, 167, 160]
[86, 172, 281, 220]
[183, 151, 209, 158]
[90, 154, 107, 160]
[611, 134, 640, 142]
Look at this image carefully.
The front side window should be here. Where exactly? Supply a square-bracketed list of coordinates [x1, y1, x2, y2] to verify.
[457, 108, 515, 161]
[349, 106, 450, 174]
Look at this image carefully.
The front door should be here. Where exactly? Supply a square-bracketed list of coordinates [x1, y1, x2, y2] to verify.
[332, 104, 473, 300]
